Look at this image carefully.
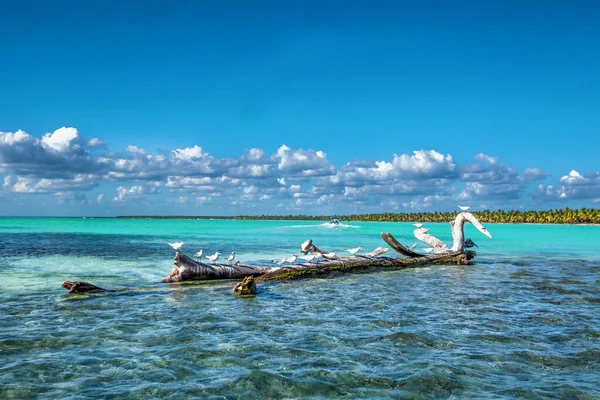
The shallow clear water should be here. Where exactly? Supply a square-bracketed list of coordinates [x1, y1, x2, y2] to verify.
[1, 218, 599, 398]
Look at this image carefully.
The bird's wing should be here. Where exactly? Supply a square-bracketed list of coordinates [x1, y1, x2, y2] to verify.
[413, 228, 449, 253]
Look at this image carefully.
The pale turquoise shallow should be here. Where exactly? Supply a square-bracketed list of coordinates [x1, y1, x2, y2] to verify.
[0, 218, 599, 398]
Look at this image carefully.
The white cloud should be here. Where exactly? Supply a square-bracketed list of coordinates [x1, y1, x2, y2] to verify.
[113, 183, 161, 202]
[126, 145, 147, 155]
[8, 174, 98, 193]
[0, 128, 100, 178]
[41, 127, 80, 153]
[172, 145, 206, 162]
[523, 168, 551, 181]
[275, 144, 335, 177]
[2, 126, 577, 212]
[538, 169, 600, 201]
[87, 138, 107, 148]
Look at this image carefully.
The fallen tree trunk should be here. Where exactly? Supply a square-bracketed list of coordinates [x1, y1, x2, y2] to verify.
[161, 233, 475, 284]
[161, 253, 276, 282]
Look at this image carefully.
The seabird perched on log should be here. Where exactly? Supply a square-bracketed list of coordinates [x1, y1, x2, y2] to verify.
[169, 242, 184, 251]
[345, 247, 361, 255]
[285, 255, 297, 264]
[193, 250, 204, 260]
[365, 247, 389, 257]
[226, 251, 235, 264]
[206, 252, 221, 263]
[298, 254, 316, 262]
[272, 258, 286, 265]
[458, 205, 470, 211]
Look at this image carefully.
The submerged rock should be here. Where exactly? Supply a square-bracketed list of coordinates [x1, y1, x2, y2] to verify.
[233, 276, 257, 296]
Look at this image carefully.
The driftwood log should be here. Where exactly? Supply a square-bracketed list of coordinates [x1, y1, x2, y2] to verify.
[62, 281, 106, 294]
[62, 232, 476, 295]
[162, 254, 275, 282]
[161, 233, 475, 285]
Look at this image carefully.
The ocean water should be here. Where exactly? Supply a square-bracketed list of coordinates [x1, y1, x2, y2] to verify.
[0, 218, 599, 399]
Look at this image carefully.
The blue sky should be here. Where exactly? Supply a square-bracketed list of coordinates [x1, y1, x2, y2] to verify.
[1, 0, 599, 216]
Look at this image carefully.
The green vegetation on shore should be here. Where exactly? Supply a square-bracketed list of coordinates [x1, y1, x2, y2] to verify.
[117, 207, 600, 224]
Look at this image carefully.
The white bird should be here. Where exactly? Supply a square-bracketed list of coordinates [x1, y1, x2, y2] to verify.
[345, 247, 361, 255]
[226, 251, 235, 264]
[366, 247, 389, 257]
[206, 252, 221, 263]
[413, 223, 423, 228]
[298, 254, 316, 262]
[193, 250, 204, 260]
[458, 205, 470, 211]
[312, 251, 323, 260]
[285, 255, 297, 264]
[169, 242, 184, 251]
[423, 247, 434, 253]
[408, 243, 418, 250]
[322, 252, 337, 259]
[272, 257, 286, 265]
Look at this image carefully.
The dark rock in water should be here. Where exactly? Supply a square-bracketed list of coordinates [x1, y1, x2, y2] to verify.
[233, 276, 257, 296]
[62, 281, 106, 294]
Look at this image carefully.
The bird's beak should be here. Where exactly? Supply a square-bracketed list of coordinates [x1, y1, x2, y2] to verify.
[481, 228, 492, 239]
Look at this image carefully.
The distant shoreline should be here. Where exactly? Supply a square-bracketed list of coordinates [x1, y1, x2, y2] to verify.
[1, 208, 598, 224]
[112, 208, 598, 224]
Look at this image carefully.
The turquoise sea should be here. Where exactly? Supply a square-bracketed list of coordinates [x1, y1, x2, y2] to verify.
[1, 218, 599, 398]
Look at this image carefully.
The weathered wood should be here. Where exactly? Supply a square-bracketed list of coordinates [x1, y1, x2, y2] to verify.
[62, 281, 106, 294]
[256, 249, 473, 283]
[381, 232, 423, 257]
[161, 252, 275, 282]
[162, 233, 476, 284]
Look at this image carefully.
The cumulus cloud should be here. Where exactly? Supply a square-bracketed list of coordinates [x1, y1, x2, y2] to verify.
[0, 127, 103, 178]
[458, 154, 548, 202]
[1, 126, 573, 212]
[87, 138, 107, 148]
[113, 183, 161, 202]
[275, 145, 335, 177]
[315, 150, 456, 197]
[523, 168, 551, 181]
[6, 175, 98, 194]
[537, 170, 600, 202]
